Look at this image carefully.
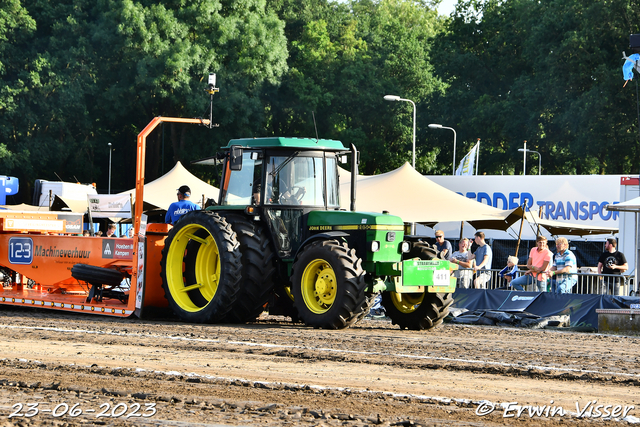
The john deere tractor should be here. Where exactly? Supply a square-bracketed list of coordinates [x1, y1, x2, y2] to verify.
[160, 137, 454, 330]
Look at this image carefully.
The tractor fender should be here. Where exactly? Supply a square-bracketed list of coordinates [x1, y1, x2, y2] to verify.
[294, 231, 349, 261]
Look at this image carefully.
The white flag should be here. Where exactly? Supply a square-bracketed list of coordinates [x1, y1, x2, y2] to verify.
[455, 142, 478, 176]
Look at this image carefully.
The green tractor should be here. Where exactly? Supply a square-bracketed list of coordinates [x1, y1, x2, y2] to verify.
[160, 137, 454, 330]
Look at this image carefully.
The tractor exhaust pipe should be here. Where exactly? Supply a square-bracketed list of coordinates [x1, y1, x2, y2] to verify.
[350, 143, 359, 212]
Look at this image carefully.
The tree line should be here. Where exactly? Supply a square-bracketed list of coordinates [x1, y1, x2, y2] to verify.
[1, 0, 639, 202]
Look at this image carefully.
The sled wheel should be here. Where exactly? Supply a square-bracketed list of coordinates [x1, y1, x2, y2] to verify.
[381, 242, 453, 330]
[222, 214, 276, 323]
[161, 210, 241, 323]
[291, 239, 367, 329]
[408, 242, 438, 260]
[71, 264, 124, 286]
[381, 291, 453, 330]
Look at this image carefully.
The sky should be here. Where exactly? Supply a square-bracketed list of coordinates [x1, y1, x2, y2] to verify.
[435, 0, 458, 16]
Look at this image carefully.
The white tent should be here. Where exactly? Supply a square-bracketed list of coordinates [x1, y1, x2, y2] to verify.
[339, 162, 619, 236]
[44, 162, 218, 215]
[120, 161, 219, 210]
[523, 210, 618, 236]
[607, 197, 640, 211]
[339, 163, 522, 230]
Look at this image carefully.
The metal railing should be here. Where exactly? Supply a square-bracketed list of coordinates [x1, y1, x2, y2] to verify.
[454, 268, 637, 296]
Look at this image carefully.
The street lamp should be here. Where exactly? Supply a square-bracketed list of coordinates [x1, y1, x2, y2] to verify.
[384, 95, 416, 169]
[108, 143, 112, 194]
[518, 148, 542, 175]
[428, 124, 457, 175]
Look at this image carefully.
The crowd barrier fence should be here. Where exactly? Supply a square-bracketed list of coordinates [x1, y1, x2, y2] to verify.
[453, 268, 637, 296]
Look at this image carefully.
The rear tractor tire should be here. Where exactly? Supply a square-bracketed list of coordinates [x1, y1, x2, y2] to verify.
[291, 239, 367, 329]
[382, 243, 453, 330]
[222, 214, 276, 323]
[160, 211, 242, 323]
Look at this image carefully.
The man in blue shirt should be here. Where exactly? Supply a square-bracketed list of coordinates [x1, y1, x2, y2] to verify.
[549, 237, 577, 294]
[165, 185, 200, 224]
[470, 231, 493, 289]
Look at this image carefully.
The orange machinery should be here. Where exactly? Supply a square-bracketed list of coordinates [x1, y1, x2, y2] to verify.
[0, 117, 210, 318]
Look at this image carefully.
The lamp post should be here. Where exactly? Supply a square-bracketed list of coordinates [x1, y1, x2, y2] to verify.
[384, 95, 416, 169]
[108, 143, 112, 194]
[428, 124, 457, 175]
[518, 147, 542, 175]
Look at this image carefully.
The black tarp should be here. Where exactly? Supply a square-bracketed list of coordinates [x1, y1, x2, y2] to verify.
[451, 289, 639, 330]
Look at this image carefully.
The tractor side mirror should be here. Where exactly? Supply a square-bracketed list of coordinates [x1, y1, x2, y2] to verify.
[229, 146, 243, 171]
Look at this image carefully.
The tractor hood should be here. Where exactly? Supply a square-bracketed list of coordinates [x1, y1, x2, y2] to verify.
[307, 210, 404, 231]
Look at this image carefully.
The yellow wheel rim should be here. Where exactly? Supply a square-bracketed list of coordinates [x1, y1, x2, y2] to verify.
[389, 291, 424, 314]
[166, 223, 220, 312]
[301, 259, 337, 314]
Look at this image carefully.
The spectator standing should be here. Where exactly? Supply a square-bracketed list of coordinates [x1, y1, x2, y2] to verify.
[165, 185, 200, 224]
[509, 236, 553, 292]
[434, 230, 452, 260]
[105, 224, 117, 238]
[469, 231, 492, 289]
[597, 238, 628, 295]
[450, 238, 473, 288]
[549, 237, 577, 294]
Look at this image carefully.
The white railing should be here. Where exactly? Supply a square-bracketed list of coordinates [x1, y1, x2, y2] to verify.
[454, 268, 637, 296]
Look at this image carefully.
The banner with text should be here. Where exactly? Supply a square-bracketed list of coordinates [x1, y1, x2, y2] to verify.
[88, 194, 131, 218]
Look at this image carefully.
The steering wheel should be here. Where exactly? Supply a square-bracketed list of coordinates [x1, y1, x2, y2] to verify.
[279, 186, 306, 205]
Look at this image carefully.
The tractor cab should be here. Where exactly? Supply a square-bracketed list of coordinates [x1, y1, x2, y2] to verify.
[217, 138, 348, 258]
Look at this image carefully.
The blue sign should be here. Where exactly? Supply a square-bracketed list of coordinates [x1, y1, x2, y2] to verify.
[8, 237, 33, 265]
[0, 176, 19, 205]
[461, 191, 619, 222]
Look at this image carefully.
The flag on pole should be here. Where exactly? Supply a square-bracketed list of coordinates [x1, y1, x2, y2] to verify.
[455, 142, 479, 175]
[623, 53, 640, 81]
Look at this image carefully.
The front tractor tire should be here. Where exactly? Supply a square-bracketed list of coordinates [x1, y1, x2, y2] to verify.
[381, 242, 453, 330]
[291, 239, 367, 329]
[161, 211, 242, 323]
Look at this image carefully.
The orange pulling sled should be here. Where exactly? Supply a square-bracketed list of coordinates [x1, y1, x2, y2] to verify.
[0, 117, 210, 318]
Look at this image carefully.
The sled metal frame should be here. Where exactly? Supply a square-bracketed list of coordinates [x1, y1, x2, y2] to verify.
[0, 117, 210, 318]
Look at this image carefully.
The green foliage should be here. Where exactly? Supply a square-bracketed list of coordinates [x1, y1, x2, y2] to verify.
[430, 0, 640, 175]
[264, 0, 446, 174]
[0, 0, 288, 199]
[3, 0, 639, 206]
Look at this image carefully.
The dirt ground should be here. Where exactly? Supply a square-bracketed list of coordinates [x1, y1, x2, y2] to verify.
[0, 306, 639, 426]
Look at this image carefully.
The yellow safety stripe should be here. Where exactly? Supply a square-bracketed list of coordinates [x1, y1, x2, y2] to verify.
[308, 225, 405, 231]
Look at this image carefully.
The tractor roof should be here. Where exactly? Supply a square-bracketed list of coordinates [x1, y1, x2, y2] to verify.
[224, 137, 347, 151]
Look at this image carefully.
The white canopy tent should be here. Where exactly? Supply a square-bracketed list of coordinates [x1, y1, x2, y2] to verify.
[339, 162, 618, 237]
[340, 163, 524, 231]
[119, 161, 219, 211]
[44, 162, 219, 220]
